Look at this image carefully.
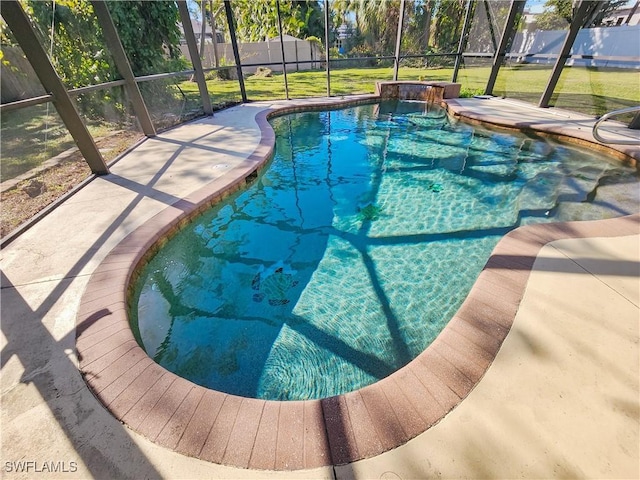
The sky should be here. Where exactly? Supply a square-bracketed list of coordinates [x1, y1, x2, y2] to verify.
[527, 0, 546, 14]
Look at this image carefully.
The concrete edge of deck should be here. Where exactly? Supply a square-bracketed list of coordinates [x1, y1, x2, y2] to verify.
[444, 97, 640, 165]
[74, 95, 639, 471]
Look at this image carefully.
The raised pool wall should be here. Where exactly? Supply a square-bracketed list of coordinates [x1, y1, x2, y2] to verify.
[375, 80, 462, 102]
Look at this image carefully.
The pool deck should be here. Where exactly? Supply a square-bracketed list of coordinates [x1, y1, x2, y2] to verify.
[1, 96, 638, 479]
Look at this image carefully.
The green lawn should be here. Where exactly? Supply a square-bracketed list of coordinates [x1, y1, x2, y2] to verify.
[2, 65, 639, 182]
[487, 64, 640, 116]
[187, 64, 640, 114]
[0, 105, 126, 181]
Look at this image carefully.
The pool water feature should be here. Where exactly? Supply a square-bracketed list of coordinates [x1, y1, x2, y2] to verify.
[130, 100, 638, 401]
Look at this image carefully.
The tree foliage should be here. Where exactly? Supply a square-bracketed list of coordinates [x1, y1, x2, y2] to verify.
[536, 0, 628, 30]
[331, 0, 403, 55]
[23, 0, 116, 88]
[2, 0, 187, 117]
[350, 0, 402, 55]
[8, 0, 186, 83]
[536, 0, 572, 30]
[293, 0, 324, 39]
[332, 0, 471, 57]
[106, 1, 185, 76]
[432, 0, 466, 53]
[402, 0, 436, 54]
[227, 0, 323, 42]
[464, 1, 515, 54]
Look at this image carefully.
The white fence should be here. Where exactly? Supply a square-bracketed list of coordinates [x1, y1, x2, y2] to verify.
[180, 38, 323, 74]
[511, 25, 640, 69]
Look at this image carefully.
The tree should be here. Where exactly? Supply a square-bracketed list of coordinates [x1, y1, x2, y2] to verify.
[403, 0, 436, 54]
[14, 0, 185, 81]
[192, 0, 225, 68]
[4, 0, 189, 120]
[326, 0, 401, 56]
[106, 0, 185, 76]
[536, 0, 628, 30]
[536, 0, 572, 30]
[192, 0, 323, 67]
[293, 0, 324, 39]
[230, 0, 307, 42]
[23, 0, 117, 88]
[432, 0, 466, 53]
[206, 0, 224, 67]
[330, 0, 468, 57]
[464, 1, 517, 54]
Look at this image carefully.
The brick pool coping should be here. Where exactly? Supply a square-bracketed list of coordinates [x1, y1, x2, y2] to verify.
[76, 95, 640, 471]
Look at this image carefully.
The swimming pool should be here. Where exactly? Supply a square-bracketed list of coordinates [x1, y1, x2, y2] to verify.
[130, 100, 638, 401]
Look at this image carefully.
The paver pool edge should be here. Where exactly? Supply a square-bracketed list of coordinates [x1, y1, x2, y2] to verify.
[75, 95, 640, 470]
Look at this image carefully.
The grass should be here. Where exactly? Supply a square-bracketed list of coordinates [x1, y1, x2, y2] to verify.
[487, 64, 640, 116]
[0, 104, 133, 181]
[1, 106, 73, 180]
[184, 64, 640, 110]
[2, 65, 639, 183]
[183, 66, 455, 102]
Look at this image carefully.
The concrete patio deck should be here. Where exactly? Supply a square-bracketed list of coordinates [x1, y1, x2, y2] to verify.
[1, 96, 638, 479]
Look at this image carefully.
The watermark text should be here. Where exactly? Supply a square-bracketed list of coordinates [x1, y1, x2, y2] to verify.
[4, 460, 78, 474]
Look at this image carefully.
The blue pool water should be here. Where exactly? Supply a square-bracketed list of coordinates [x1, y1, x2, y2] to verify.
[130, 100, 638, 400]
